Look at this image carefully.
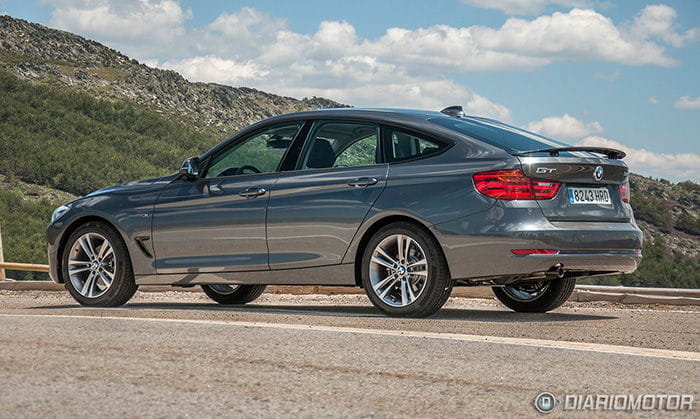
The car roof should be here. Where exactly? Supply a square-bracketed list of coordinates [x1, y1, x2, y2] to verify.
[265, 107, 510, 130]
[266, 107, 453, 123]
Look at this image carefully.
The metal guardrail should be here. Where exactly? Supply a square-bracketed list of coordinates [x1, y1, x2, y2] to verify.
[0, 262, 50, 273]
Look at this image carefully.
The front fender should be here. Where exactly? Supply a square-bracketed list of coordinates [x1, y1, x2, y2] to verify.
[47, 179, 172, 282]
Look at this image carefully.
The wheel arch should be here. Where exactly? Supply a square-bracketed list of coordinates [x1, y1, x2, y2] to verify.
[352, 214, 447, 287]
[55, 215, 130, 284]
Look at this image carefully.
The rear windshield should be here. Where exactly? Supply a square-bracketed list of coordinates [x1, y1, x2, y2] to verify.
[429, 116, 585, 156]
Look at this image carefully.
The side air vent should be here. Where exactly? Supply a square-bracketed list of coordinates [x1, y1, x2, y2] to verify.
[440, 105, 465, 117]
[134, 236, 153, 258]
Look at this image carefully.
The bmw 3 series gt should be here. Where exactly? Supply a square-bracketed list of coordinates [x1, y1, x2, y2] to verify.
[47, 106, 642, 317]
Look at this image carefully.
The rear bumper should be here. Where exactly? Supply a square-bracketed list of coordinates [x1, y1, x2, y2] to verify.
[431, 207, 643, 281]
[504, 251, 641, 276]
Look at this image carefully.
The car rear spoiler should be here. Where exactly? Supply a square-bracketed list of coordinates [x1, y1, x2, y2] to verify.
[514, 147, 626, 159]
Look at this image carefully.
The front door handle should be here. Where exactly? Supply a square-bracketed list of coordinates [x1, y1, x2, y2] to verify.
[239, 187, 267, 198]
[347, 177, 378, 188]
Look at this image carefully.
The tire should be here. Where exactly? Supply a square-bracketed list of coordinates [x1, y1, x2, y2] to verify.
[361, 222, 453, 318]
[201, 284, 266, 305]
[62, 221, 137, 306]
[492, 278, 576, 313]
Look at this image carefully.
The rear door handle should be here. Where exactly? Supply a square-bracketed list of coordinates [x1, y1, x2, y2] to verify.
[239, 187, 267, 198]
[347, 177, 378, 188]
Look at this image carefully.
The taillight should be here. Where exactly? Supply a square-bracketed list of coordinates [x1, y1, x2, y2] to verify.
[473, 169, 561, 200]
[619, 180, 630, 203]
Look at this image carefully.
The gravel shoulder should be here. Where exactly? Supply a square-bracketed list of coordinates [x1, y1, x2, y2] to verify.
[1, 290, 698, 352]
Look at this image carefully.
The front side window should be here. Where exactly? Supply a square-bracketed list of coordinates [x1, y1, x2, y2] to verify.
[299, 121, 380, 170]
[204, 122, 302, 178]
[386, 128, 446, 162]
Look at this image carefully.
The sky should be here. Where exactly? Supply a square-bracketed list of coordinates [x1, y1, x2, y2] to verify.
[1, 0, 699, 181]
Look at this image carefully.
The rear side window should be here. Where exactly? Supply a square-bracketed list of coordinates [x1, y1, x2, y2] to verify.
[385, 128, 447, 162]
[428, 116, 589, 157]
[298, 121, 380, 170]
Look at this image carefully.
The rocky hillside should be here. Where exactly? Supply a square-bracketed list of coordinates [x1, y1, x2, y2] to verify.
[0, 15, 345, 133]
[629, 174, 698, 257]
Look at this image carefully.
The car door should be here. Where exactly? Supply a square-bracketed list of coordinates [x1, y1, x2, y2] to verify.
[151, 121, 303, 274]
[267, 120, 388, 269]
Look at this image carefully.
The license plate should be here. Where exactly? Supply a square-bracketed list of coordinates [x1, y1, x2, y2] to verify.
[568, 187, 611, 205]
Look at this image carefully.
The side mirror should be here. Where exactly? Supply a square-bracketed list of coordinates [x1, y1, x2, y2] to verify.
[179, 157, 200, 179]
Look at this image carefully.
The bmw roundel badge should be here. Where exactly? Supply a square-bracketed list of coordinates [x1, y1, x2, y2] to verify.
[593, 166, 604, 181]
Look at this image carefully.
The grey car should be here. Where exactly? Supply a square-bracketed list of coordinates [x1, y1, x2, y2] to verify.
[47, 106, 642, 317]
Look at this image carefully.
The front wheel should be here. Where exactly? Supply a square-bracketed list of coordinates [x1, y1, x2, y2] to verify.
[62, 221, 137, 306]
[492, 278, 576, 313]
[361, 222, 453, 318]
[201, 284, 266, 305]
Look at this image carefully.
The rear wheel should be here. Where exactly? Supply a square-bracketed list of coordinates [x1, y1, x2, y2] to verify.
[201, 284, 266, 305]
[361, 222, 453, 317]
[492, 278, 576, 312]
[62, 221, 137, 306]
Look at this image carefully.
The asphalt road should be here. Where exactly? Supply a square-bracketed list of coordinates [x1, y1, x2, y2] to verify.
[0, 290, 697, 417]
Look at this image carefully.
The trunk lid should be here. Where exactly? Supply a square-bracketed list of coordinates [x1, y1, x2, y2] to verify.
[518, 156, 632, 222]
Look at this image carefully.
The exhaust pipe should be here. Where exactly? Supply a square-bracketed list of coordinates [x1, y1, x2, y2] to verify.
[545, 264, 565, 280]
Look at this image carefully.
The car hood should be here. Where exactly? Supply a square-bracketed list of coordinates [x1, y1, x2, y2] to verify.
[84, 174, 179, 198]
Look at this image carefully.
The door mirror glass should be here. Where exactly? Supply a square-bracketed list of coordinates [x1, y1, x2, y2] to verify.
[179, 157, 200, 179]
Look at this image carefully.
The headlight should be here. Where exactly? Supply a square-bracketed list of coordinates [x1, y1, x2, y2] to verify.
[50, 205, 70, 224]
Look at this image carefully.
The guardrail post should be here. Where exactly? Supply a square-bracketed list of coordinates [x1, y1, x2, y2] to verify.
[0, 225, 5, 281]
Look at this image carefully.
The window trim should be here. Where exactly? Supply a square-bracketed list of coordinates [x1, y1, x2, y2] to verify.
[278, 120, 313, 172]
[380, 125, 452, 164]
[200, 121, 305, 179]
[293, 120, 384, 172]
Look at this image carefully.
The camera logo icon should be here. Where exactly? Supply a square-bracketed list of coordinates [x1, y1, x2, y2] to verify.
[534, 392, 557, 413]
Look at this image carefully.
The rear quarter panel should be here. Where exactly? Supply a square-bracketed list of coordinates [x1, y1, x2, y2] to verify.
[343, 141, 518, 263]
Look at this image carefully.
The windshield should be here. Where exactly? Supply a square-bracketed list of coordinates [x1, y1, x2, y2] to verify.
[429, 116, 592, 157]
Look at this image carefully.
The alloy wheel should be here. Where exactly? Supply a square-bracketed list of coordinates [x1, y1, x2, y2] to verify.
[208, 284, 241, 295]
[369, 234, 428, 307]
[67, 233, 116, 298]
[502, 281, 550, 302]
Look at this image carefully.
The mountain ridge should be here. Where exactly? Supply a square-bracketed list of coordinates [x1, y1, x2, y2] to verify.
[0, 15, 346, 133]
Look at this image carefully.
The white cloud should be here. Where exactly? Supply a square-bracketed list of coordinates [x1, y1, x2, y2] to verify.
[198, 7, 288, 58]
[526, 114, 603, 139]
[627, 4, 700, 48]
[162, 56, 269, 86]
[472, 9, 676, 66]
[49, 0, 191, 43]
[460, 0, 592, 15]
[648, 96, 659, 104]
[362, 25, 549, 72]
[674, 96, 700, 110]
[579, 136, 700, 181]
